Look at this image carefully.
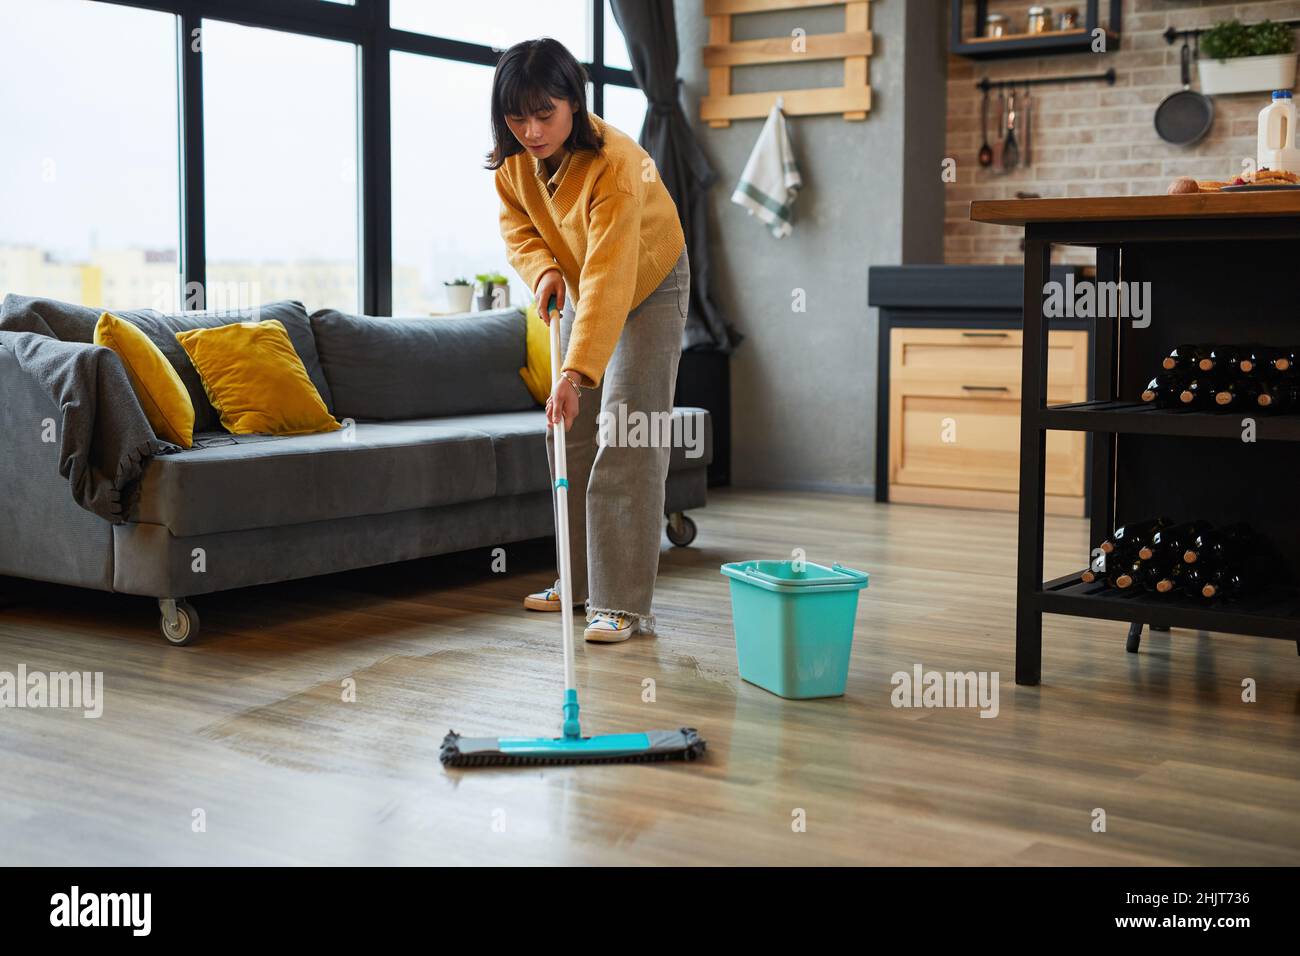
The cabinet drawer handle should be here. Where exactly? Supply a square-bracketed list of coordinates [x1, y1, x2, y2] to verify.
[961, 384, 1011, 392]
[961, 332, 1010, 338]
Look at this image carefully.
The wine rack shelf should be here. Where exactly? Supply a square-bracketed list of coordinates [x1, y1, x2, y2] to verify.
[964, 206, 1300, 686]
[1043, 572, 1300, 641]
[1040, 399, 1300, 441]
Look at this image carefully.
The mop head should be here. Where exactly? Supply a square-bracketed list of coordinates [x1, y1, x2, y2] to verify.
[440, 727, 706, 768]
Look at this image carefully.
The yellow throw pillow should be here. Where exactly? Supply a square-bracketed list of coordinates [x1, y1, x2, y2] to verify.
[94, 311, 195, 449]
[174, 320, 340, 436]
[518, 300, 552, 405]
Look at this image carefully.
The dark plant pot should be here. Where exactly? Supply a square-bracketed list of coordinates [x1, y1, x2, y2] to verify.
[476, 283, 510, 311]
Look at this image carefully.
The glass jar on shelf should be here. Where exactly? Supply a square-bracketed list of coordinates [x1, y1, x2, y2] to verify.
[985, 13, 1010, 38]
[1026, 6, 1053, 34]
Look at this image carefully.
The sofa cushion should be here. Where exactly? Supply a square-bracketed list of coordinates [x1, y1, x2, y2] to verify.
[175, 320, 341, 436]
[400, 411, 546, 497]
[94, 311, 196, 448]
[132, 421, 496, 536]
[0, 295, 332, 431]
[117, 301, 333, 432]
[437, 407, 713, 497]
[309, 307, 537, 421]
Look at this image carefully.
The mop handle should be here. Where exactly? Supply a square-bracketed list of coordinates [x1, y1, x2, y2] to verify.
[547, 299, 578, 697]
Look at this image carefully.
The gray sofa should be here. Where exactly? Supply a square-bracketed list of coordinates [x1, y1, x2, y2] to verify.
[0, 298, 710, 644]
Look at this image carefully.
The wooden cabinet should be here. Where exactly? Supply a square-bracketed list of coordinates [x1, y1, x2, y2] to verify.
[888, 328, 1087, 515]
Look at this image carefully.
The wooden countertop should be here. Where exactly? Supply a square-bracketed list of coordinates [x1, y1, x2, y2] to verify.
[970, 191, 1300, 226]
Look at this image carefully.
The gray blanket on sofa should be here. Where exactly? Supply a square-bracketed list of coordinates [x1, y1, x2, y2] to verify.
[0, 297, 180, 523]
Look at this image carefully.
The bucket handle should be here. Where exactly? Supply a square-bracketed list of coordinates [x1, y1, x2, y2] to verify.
[830, 562, 869, 583]
[729, 561, 868, 587]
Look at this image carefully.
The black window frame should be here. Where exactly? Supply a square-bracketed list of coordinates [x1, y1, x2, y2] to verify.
[87, 0, 638, 315]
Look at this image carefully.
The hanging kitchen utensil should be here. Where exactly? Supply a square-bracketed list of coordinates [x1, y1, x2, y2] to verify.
[978, 87, 993, 167]
[1002, 87, 1020, 171]
[1023, 87, 1032, 167]
[992, 88, 1006, 174]
[1155, 36, 1213, 147]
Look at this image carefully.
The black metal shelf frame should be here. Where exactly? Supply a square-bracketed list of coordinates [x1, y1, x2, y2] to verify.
[1039, 399, 1300, 441]
[1015, 216, 1300, 686]
[977, 69, 1116, 93]
[951, 0, 1122, 59]
[90, 0, 640, 317]
[1041, 572, 1300, 641]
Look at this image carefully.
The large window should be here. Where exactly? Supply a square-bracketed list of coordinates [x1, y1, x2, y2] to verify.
[0, 0, 180, 310]
[390, 53, 501, 316]
[390, 1, 591, 59]
[202, 20, 361, 313]
[602, 84, 649, 144]
[0, 0, 646, 317]
[604, 2, 632, 71]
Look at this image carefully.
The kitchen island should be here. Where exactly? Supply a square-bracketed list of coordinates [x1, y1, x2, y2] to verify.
[971, 193, 1300, 685]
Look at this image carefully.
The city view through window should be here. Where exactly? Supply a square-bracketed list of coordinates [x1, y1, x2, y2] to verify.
[0, 0, 645, 317]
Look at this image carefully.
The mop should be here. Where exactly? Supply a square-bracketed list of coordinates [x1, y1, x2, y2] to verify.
[439, 297, 706, 768]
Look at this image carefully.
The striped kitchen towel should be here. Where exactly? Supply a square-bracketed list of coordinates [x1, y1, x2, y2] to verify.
[731, 100, 802, 238]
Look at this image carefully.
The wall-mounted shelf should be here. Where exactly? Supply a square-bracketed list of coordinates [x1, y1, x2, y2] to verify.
[701, 0, 873, 127]
[951, 0, 1122, 60]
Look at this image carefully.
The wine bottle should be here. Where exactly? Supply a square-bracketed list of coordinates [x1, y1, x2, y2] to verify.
[1148, 520, 1212, 562]
[1105, 558, 1140, 590]
[1180, 566, 1211, 600]
[1141, 372, 1189, 408]
[1149, 559, 1193, 594]
[1237, 343, 1264, 374]
[1162, 344, 1211, 372]
[1101, 517, 1170, 559]
[1202, 345, 1244, 375]
[1199, 567, 1247, 601]
[1268, 347, 1298, 374]
[1080, 551, 1106, 584]
[1177, 377, 1218, 409]
[1182, 524, 1251, 567]
[1212, 377, 1262, 411]
[1256, 378, 1300, 412]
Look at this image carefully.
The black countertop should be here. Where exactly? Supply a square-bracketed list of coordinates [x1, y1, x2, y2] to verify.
[868, 264, 1090, 312]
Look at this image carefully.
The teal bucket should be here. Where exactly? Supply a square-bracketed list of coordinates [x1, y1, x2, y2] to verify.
[720, 560, 870, 699]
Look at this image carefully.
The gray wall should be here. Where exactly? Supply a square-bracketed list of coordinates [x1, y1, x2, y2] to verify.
[674, 0, 947, 493]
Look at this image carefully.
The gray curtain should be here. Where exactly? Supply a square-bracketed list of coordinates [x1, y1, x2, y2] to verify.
[610, 0, 742, 353]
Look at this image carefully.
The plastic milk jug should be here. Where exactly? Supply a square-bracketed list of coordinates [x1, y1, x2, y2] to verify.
[1257, 90, 1300, 176]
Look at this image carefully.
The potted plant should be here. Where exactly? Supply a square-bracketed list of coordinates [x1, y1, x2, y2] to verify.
[443, 276, 474, 313]
[474, 271, 511, 311]
[1198, 19, 1297, 96]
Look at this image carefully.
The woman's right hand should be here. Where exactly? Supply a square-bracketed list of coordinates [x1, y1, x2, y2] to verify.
[535, 269, 566, 325]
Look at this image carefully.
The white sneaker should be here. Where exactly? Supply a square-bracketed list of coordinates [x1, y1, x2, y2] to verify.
[523, 583, 585, 612]
[583, 612, 635, 643]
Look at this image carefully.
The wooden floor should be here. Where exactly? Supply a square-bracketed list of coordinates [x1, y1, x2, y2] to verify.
[1, 488, 1298, 866]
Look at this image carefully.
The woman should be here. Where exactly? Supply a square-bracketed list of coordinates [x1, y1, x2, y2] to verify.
[486, 37, 689, 644]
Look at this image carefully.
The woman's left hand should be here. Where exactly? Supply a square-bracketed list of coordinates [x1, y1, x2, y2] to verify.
[546, 373, 580, 431]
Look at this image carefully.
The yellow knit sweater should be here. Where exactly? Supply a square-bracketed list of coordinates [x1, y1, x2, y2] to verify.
[495, 112, 686, 388]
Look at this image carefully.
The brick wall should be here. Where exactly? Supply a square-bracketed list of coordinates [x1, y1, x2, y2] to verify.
[945, 0, 1300, 264]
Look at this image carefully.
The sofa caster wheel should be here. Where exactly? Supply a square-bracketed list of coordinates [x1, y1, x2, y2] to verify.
[159, 599, 199, 646]
[666, 512, 697, 547]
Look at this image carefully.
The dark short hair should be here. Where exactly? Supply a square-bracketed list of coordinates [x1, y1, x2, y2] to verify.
[484, 37, 604, 170]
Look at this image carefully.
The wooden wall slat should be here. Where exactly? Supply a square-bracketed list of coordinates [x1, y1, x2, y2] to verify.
[701, 0, 873, 124]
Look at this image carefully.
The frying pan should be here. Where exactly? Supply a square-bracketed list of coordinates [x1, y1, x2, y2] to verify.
[1155, 37, 1213, 146]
